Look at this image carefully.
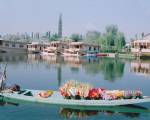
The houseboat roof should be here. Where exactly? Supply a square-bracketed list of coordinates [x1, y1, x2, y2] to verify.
[27, 42, 50, 45]
[132, 39, 150, 43]
[51, 41, 62, 44]
[69, 42, 85, 45]
[0, 39, 30, 44]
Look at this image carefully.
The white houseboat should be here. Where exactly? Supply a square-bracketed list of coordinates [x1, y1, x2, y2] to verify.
[40, 41, 69, 56]
[27, 42, 49, 53]
[131, 36, 150, 57]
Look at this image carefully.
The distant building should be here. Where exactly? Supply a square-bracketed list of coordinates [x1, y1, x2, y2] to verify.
[58, 14, 62, 38]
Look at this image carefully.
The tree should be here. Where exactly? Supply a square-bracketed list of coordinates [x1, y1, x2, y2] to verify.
[86, 31, 101, 43]
[115, 32, 126, 51]
[102, 25, 126, 52]
[84, 24, 126, 52]
[105, 24, 118, 46]
[49, 34, 59, 41]
[70, 34, 82, 42]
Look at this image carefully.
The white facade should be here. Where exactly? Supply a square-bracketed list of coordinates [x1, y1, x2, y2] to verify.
[131, 39, 150, 55]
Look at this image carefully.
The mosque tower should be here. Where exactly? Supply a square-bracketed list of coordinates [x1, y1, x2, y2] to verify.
[58, 14, 62, 38]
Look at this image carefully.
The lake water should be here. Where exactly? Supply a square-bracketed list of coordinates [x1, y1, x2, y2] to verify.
[0, 53, 150, 120]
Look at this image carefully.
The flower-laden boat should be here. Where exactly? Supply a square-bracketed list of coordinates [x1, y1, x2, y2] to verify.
[0, 80, 150, 106]
[59, 81, 143, 100]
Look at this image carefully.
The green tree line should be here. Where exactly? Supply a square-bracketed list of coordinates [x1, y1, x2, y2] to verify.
[85, 25, 126, 52]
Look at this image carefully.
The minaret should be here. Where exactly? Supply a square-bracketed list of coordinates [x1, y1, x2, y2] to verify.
[58, 14, 62, 38]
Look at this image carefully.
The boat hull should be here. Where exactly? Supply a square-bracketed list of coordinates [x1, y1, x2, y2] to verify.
[40, 52, 56, 56]
[1, 90, 150, 106]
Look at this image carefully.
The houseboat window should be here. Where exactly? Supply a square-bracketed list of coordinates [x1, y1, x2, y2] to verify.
[94, 47, 96, 51]
[0, 40, 2, 45]
[89, 47, 91, 51]
[76, 45, 79, 48]
[35, 45, 37, 48]
[5, 43, 9, 47]
[19, 44, 24, 48]
[140, 45, 143, 49]
[12, 44, 16, 47]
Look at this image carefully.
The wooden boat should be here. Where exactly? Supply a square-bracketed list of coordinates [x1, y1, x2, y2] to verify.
[40, 47, 56, 56]
[0, 89, 150, 106]
[40, 51, 56, 56]
[96, 53, 108, 57]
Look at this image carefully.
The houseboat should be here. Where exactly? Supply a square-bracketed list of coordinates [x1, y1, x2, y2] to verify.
[63, 42, 100, 57]
[40, 41, 69, 56]
[27, 42, 49, 53]
[63, 42, 85, 57]
[131, 37, 150, 57]
[0, 39, 28, 53]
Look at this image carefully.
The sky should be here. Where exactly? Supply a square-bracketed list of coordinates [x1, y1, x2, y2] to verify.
[0, 0, 150, 40]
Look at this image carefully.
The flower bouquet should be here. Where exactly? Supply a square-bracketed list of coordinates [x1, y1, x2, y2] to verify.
[59, 80, 93, 99]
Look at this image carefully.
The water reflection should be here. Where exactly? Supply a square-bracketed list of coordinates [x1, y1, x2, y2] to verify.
[0, 99, 19, 106]
[100, 58, 125, 81]
[0, 54, 126, 84]
[131, 60, 150, 76]
[0, 53, 28, 63]
[83, 58, 125, 81]
[59, 104, 149, 119]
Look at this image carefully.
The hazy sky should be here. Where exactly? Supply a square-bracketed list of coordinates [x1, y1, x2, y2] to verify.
[0, 0, 150, 40]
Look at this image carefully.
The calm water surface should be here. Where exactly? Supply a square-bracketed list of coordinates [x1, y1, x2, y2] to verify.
[0, 53, 150, 120]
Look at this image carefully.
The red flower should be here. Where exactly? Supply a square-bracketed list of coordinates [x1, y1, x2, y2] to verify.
[88, 88, 100, 99]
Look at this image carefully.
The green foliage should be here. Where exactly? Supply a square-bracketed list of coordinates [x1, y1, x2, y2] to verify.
[85, 25, 126, 52]
[115, 32, 126, 51]
[70, 34, 83, 42]
[86, 31, 101, 43]
[49, 34, 59, 41]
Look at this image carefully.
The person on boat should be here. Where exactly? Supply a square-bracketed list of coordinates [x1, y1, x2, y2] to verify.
[0, 66, 6, 91]
[0, 65, 20, 92]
